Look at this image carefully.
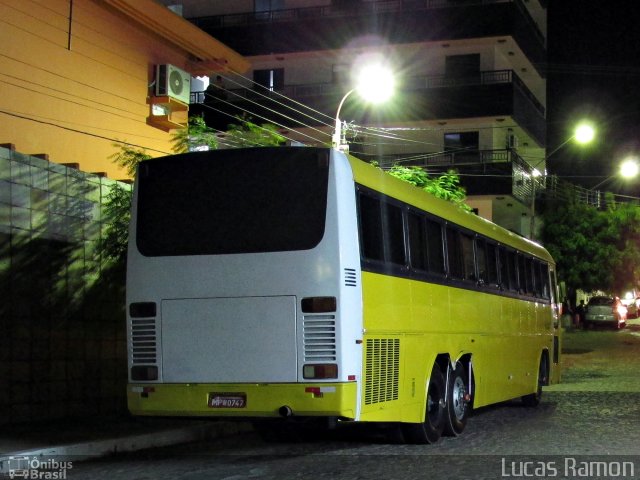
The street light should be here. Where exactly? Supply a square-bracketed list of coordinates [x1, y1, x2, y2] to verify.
[590, 157, 639, 190]
[543, 122, 595, 161]
[332, 61, 395, 152]
[620, 157, 639, 179]
[529, 122, 596, 240]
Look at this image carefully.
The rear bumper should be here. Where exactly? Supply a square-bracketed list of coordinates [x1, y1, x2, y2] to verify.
[128, 382, 358, 419]
[585, 314, 624, 325]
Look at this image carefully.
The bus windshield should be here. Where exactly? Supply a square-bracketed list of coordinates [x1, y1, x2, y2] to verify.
[135, 148, 330, 257]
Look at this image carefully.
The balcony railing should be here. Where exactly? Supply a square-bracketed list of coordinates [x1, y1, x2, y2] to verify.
[191, 0, 543, 46]
[376, 148, 517, 168]
[191, 68, 545, 145]
[191, 69, 545, 117]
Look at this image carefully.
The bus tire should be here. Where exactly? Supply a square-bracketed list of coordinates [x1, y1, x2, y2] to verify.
[522, 353, 548, 407]
[444, 363, 470, 436]
[402, 364, 446, 444]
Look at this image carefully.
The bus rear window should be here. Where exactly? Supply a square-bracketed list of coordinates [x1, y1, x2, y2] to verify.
[135, 148, 330, 256]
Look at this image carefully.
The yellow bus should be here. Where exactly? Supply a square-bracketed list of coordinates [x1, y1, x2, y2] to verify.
[126, 147, 560, 443]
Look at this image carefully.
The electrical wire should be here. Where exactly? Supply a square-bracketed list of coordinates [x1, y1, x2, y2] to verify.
[218, 71, 336, 128]
[0, 108, 172, 155]
[205, 83, 329, 142]
[197, 97, 314, 146]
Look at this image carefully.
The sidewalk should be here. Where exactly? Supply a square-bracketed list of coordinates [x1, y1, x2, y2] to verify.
[0, 415, 252, 472]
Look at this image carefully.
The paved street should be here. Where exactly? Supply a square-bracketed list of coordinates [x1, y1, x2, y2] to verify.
[68, 325, 640, 479]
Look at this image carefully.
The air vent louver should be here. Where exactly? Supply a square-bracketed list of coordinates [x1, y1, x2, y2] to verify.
[364, 338, 400, 405]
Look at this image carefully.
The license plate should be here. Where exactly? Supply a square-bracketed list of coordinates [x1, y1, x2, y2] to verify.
[208, 392, 247, 408]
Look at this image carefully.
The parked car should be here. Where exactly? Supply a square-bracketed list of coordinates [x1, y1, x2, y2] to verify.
[584, 296, 626, 329]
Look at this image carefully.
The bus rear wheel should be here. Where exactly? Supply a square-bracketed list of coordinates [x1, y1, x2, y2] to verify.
[444, 363, 471, 436]
[402, 364, 446, 444]
[522, 353, 548, 407]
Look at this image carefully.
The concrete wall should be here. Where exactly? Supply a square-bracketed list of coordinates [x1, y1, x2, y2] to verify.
[0, 145, 129, 425]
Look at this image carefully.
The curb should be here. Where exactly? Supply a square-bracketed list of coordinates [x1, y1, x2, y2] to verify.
[0, 421, 253, 472]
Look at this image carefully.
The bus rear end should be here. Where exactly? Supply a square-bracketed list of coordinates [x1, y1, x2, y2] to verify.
[126, 147, 363, 422]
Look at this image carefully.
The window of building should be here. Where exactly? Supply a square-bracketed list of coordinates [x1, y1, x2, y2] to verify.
[445, 54, 480, 79]
[444, 131, 479, 153]
[255, 0, 284, 12]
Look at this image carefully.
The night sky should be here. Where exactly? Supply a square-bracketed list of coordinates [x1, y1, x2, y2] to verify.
[546, 1, 640, 197]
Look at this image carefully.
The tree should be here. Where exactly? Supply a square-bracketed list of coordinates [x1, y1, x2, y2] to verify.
[379, 164, 472, 212]
[102, 144, 151, 264]
[171, 114, 218, 153]
[108, 143, 151, 177]
[605, 198, 640, 293]
[540, 191, 640, 294]
[225, 115, 286, 147]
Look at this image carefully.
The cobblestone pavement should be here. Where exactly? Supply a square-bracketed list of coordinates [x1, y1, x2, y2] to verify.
[69, 327, 640, 479]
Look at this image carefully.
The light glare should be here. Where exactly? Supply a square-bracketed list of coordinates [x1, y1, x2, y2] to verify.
[356, 63, 395, 104]
[574, 124, 595, 144]
[620, 158, 639, 179]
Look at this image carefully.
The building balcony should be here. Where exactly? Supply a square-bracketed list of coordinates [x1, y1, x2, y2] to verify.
[378, 148, 538, 205]
[190, 0, 546, 76]
[190, 69, 546, 146]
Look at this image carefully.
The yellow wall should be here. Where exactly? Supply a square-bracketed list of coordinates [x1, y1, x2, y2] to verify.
[0, 0, 204, 179]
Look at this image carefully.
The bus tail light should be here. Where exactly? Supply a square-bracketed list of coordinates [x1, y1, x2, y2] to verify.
[301, 296, 336, 313]
[303, 364, 338, 379]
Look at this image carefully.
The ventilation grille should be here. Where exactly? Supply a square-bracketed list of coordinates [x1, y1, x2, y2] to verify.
[130, 318, 157, 364]
[344, 268, 357, 287]
[303, 314, 336, 361]
[364, 338, 400, 405]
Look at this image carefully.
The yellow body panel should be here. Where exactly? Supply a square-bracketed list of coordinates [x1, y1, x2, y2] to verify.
[358, 270, 558, 423]
[128, 382, 358, 419]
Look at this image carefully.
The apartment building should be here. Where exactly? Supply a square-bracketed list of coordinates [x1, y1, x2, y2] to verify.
[165, 0, 548, 236]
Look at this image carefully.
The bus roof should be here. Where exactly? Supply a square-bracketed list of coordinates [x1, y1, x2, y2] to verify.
[346, 152, 554, 265]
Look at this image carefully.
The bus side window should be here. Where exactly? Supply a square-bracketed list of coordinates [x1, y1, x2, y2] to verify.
[527, 258, 535, 295]
[461, 233, 475, 281]
[498, 246, 508, 290]
[446, 227, 464, 279]
[359, 193, 384, 262]
[383, 202, 406, 266]
[475, 237, 487, 284]
[426, 218, 446, 275]
[517, 254, 526, 293]
[506, 249, 518, 292]
[540, 262, 550, 299]
[408, 212, 428, 271]
[518, 255, 533, 295]
[486, 242, 499, 286]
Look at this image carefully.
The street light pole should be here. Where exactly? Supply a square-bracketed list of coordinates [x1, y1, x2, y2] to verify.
[331, 58, 394, 153]
[529, 122, 595, 240]
[332, 88, 355, 152]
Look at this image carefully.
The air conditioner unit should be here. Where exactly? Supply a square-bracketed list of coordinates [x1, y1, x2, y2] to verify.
[155, 64, 191, 104]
